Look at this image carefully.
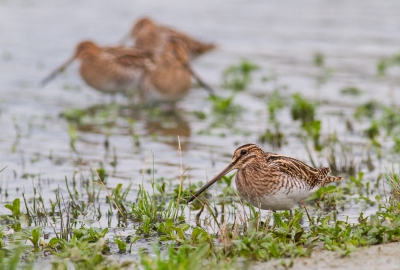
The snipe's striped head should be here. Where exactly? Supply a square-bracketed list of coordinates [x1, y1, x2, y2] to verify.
[130, 17, 164, 51]
[40, 40, 100, 87]
[131, 17, 157, 37]
[187, 143, 264, 203]
[74, 41, 101, 59]
[230, 144, 264, 170]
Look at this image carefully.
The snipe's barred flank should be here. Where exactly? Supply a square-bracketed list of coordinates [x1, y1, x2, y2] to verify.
[188, 143, 342, 211]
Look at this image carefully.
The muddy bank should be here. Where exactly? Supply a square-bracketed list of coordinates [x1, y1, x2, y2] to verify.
[251, 242, 400, 270]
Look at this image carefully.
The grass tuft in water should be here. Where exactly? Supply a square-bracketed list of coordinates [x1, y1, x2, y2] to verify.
[291, 93, 316, 126]
[385, 168, 400, 204]
[341, 86, 363, 96]
[377, 52, 400, 76]
[354, 101, 380, 120]
[223, 60, 259, 91]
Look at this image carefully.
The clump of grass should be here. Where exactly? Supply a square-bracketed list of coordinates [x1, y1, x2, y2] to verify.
[205, 95, 243, 130]
[259, 124, 285, 148]
[290, 93, 322, 150]
[381, 105, 400, 135]
[341, 86, 363, 96]
[391, 136, 400, 153]
[354, 100, 381, 119]
[192, 111, 207, 120]
[94, 167, 107, 183]
[26, 227, 42, 248]
[0, 245, 34, 270]
[110, 182, 131, 214]
[291, 93, 316, 126]
[313, 52, 333, 85]
[130, 184, 185, 236]
[377, 52, 400, 76]
[208, 95, 242, 115]
[385, 168, 400, 203]
[364, 120, 380, 140]
[303, 120, 322, 151]
[129, 152, 186, 236]
[223, 60, 259, 91]
[217, 210, 313, 262]
[139, 243, 232, 270]
[267, 90, 286, 121]
[314, 52, 325, 67]
[349, 172, 365, 189]
[51, 237, 131, 270]
[5, 198, 21, 219]
[60, 108, 89, 125]
[114, 236, 127, 253]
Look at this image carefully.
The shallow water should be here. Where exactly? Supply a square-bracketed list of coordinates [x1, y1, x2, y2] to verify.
[1, 0, 400, 260]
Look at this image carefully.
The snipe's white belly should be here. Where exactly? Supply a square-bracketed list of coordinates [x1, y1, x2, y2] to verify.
[242, 186, 319, 211]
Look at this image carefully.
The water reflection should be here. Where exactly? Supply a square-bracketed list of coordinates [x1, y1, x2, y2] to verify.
[144, 111, 191, 137]
[62, 102, 191, 151]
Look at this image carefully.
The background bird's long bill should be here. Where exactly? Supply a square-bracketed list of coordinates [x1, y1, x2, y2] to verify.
[40, 56, 75, 87]
[187, 164, 233, 203]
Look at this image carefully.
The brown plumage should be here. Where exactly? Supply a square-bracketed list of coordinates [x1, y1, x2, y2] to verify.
[139, 38, 191, 103]
[139, 37, 213, 103]
[41, 40, 214, 103]
[188, 143, 342, 211]
[129, 17, 216, 59]
[41, 40, 151, 95]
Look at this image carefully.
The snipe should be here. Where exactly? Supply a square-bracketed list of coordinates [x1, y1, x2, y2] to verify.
[40, 41, 150, 95]
[188, 144, 342, 211]
[41, 40, 213, 103]
[123, 17, 216, 59]
[139, 37, 213, 103]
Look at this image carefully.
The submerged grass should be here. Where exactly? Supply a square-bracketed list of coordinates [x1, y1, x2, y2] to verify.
[377, 52, 400, 76]
[223, 60, 259, 92]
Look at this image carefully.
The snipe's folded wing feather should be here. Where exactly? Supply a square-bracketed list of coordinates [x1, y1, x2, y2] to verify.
[265, 154, 321, 184]
[161, 26, 216, 56]
[114, 51, 153, 68]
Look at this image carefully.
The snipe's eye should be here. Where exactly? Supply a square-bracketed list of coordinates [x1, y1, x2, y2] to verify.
[241, 149, 247, 155]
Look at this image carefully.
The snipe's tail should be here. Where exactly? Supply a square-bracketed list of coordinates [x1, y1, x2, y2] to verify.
[317, 167, 342, 185]
[323, 175, 342, 185]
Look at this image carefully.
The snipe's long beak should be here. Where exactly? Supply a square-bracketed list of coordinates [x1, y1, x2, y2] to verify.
[187, 163, 234, 203]
[40, 56, 75, 87]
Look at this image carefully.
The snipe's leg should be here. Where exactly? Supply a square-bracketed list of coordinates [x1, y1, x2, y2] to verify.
[301, 200, 312, 222]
